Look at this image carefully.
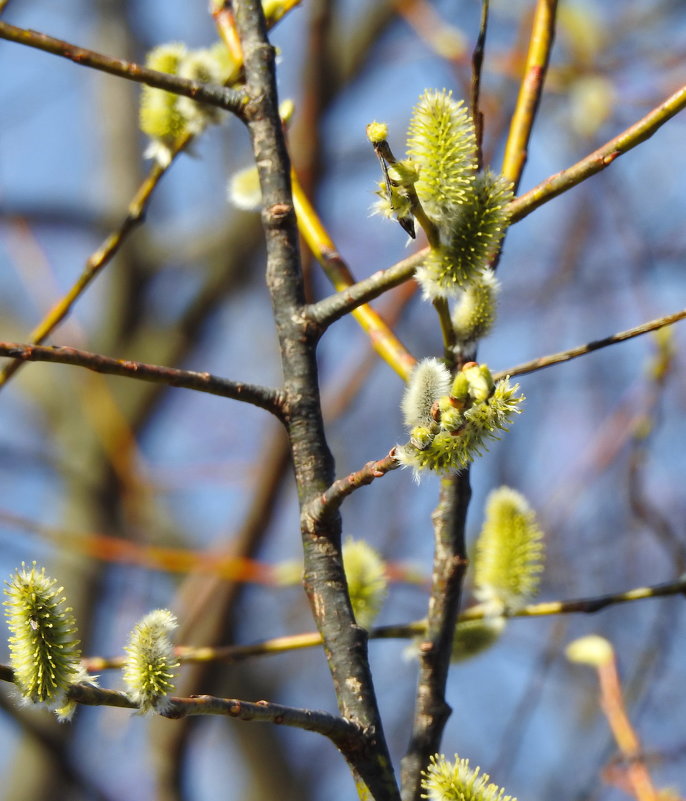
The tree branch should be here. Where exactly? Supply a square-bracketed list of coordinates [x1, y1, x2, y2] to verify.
[233, 1, 399, 798]
[501, 0, 558, 190]
[491, 308, 686, 381]
[0, 160, 175, 390]
[0, 21, 247, 116]
[0, 342, 286, 419]
[302, 248, 423, 330]
[508, 82, 686, 223]
[81, 573, 686, 673]
[400, 473, 471, 801]
[0, 671, 360, 747]
[303, 449, 400, 522]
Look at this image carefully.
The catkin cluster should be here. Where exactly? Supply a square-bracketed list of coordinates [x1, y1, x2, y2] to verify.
[370, 89, 513, 347]
[140, 42, 236, 167]
[396, 359, 523, 480]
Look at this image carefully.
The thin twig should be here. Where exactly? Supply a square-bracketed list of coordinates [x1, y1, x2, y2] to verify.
[304, 250, 423, 328]
[0, 160, 175, 389]
[303, 450, 400, 524]
[82, 574, 686, 672]
[470, 0, 490, 168]
[509, 81, 686, 223]
[0, 21, 247, 115]
[0, 672, 360, 745]
[501, 0, 558, 191]
[0, 342, 286, 418]
[491, 308, 686, 381]
[162, 695, 360, 745]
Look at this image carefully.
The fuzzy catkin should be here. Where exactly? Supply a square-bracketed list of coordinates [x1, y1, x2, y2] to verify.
[407, 90, 478, 223]
[4, 563, 82, 704]
[401, 358, 451, 428]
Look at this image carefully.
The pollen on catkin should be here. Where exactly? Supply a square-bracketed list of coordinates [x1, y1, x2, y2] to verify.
[342, 538, 388, 629]
[473, 487, 545, 611]
[123, 609, 179, 714]
[422, 754, 516, 801]
[4, 563, 82, 705]
[406, 89, 478, 223]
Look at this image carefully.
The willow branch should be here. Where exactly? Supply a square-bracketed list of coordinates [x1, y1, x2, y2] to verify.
[491, 308, 686, 381]
[0, 342, 286, 418]
[0, 21, 247, 115]
[0, 160, 178, 389]
[303, 250, 423, 328]
[82, 573, 686, 674]
[470, 0, 490, 166]
[400, 473, 471, 801]
[292, 172, 417, 380]
[304, 449, 400, 523]
[0, 672, 359, 745]
[501, 0, 558, 190]
[508, 82, 686, 223]
[234, 1, 399, 798]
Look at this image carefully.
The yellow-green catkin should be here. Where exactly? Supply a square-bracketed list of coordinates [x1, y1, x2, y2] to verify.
[566, 635, 614, 667]
[140, 43, 188, 166]
[451, 617, 505, 662]
[4, 563, 82, 705]
[422, 754, 516, 801]
[228, 165, 262, 211]
[416, 170, 513, 299]
[123, 609, 179, 714]
[406, 89, 478, 223]
[452, 269, 499, 345]
[342, 538, 388, 629]
[474, 487, 545, 611]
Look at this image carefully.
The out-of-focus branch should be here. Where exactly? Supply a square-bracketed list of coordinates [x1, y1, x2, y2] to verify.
[0, 160, 174, 389]
[81, 573, 686, 672]
[292, 172, 417, 380]
[0, 21, 247, 115]
[0, 342, 286, 418]
[509, 82, 686, 223]
[492, 308, 686, 381]
[501, 0, 558, 190]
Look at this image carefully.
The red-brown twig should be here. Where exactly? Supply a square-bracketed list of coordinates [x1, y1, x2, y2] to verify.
[0, 342, 286, 418]
[0, 21, 246, 115]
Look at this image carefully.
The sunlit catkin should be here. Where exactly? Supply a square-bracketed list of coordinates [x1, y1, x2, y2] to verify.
[123, 609, 179, 714]
[422, 754, 516, 801]
[473, 487, 545, 611]
[406, 90, 477, 223]
[4, 563, 81, 705]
